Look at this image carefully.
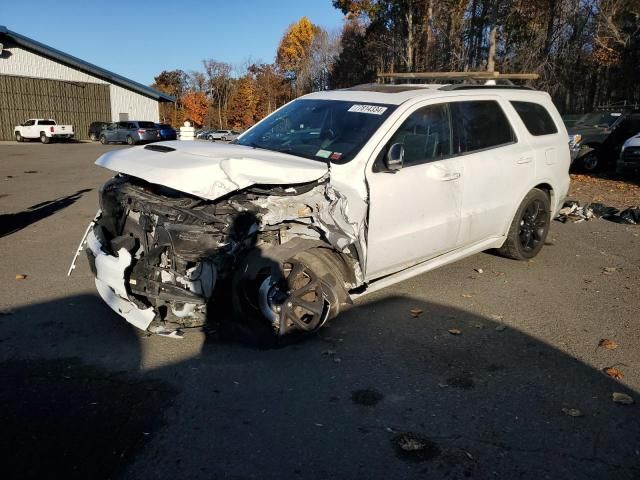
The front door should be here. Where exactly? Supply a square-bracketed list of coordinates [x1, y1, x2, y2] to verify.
[365, 103, 463, 280]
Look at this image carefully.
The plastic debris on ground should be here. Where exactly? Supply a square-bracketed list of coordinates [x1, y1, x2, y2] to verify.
[555, 200, 639, 225]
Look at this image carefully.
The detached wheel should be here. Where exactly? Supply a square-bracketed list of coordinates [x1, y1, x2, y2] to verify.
[126, 136, 135, 145]
[40, 133, 50, 144]
[230, 249, 342, 346]
[580, 151, 600, 172]
[15, 132, 23, 142]
[99, 135, 107, 145]
[498, 188, 550, 260]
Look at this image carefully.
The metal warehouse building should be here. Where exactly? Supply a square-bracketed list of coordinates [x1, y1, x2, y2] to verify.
[0, 26, 174, 141]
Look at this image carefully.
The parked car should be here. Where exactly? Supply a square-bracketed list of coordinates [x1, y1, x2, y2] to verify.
[88, 121, 110, 142]
[99, 121, 160, 145]
[73, 84, 570, 341]
[208, 129, 232, 141]
[155, 123, 177, 141]
[568, 107, 640, 171]
[222, 130, 242, 142]
[617, 133, 640, 175]
[14, 119, 74, 143]
[195, 129, 212, 139]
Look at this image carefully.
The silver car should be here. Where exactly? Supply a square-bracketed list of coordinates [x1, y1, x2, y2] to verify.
[99, 121, 160, 145]
[207, 129, 232, 141]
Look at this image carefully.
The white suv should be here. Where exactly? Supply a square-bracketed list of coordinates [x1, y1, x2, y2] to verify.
[73, 84, 570, 341]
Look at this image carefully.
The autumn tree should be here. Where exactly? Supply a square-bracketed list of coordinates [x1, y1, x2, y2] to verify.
[182, 91, 208, 127]
[152, 69, 187, 125]
[203, 60, 234, 129]
[227, 76, 257, 130]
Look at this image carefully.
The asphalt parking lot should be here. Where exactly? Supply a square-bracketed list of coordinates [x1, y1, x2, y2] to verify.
[1, 142, 639, 479]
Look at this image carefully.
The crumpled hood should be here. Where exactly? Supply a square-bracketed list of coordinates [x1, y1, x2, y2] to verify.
[95, 141, 329, 200]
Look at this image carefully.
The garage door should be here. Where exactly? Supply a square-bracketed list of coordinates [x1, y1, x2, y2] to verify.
[0, 75, 111, 141]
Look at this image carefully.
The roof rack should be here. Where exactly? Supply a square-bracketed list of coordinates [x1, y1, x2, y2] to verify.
[377, 71, 539, 89]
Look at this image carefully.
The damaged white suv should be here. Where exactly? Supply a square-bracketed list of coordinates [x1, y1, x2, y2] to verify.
[73, 84, 570, 340]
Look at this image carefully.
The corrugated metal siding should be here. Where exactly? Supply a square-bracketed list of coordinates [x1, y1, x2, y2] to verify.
[109, 84, 159, 123]
[0, 75, 111, 140]
[0, 42, 108, 84]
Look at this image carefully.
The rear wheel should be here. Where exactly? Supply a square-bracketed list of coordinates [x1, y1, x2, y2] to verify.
[126, 136, 135, 145]
[99, 135, 107, 145]
[40, 133, 50, 144]
[498, 188, 550, 260]
[90, 133, 97, 141]
[230, 249, 342, 346]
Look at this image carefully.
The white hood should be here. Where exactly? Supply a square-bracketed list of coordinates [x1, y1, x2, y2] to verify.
[95, 141, 329, 200]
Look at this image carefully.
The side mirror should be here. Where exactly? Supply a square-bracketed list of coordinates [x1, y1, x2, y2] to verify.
[385, 143, 404, 171]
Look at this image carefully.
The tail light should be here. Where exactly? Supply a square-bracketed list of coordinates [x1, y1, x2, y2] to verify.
[138, 129, 145, 134]
[50, 126, 54, 132]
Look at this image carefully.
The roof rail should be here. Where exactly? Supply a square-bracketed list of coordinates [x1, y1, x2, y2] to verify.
[439, 84, 534, 91]
[378, 72, 539, 90]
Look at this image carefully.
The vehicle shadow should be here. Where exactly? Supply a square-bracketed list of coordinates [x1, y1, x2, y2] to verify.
[1, 292, 638, 480]
[0, 188, 92, 238]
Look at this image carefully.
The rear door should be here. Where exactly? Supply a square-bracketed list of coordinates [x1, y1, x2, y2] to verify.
[451, 99, 534, 246]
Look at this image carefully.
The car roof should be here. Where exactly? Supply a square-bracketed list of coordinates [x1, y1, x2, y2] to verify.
[301, 84, 551, 106]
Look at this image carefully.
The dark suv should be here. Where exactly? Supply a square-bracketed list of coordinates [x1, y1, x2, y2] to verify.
[99, 121, 160, 145]
[88, 121, 109, 142]
[568, 106, 640, 172]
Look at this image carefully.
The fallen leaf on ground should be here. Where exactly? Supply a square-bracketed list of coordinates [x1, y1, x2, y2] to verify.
[474, 268, 484, 274]
[603, 266, 617, 275]
[612, 392, 634, 405]
[409, 308, 423, 318]
[561, 407, 584, 417]
[461, 294, 473, 298]
[448, 328, 462, 335]
[603, 367, 624, 379]
[598, 339, 619, 350]
[15, 274, 27, 280]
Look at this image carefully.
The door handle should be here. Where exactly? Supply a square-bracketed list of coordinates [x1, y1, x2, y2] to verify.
[517, 156, 533, 164]
[440, 172, 461, 181]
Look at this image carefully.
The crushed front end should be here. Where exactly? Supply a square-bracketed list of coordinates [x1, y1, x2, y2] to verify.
[81, 173, 363, 337]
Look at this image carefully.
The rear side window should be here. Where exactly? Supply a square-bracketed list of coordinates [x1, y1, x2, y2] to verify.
[511, 101, 558, 136]
[451, 101, 515, 153]
[39, 120, 55, 125]
[138, 121, 156, 128]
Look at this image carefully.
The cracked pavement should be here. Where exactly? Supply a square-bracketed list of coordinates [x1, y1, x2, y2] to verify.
[1, 143, 639, 479]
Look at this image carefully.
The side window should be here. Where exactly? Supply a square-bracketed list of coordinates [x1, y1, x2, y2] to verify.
[510, 101, 558, 136]
[23, 120, 35, 126]
[451, 101, 515, 154]
[388, 103, 452, 166]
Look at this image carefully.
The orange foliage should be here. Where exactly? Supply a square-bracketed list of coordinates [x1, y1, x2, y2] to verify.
[276, 17, 316, 73]
[182, 91, 208, 127]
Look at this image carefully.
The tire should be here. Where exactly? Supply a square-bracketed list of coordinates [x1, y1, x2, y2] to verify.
[126, 136, 135, 146]
[229, 248, 342, 346]
[498, 188, 551, 260]
[40, 133, 50, 144]
[580, 151, 600, 172]
[99, 135, 107, 145]
[15, 132, 23, 142]
[90, 133, 97, 141]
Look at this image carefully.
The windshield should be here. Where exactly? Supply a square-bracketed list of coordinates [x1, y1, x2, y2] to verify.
[577, 112, 621, 127]
[236, 99, 396, 163]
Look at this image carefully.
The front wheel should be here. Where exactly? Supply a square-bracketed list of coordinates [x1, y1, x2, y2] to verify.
[498, 188, 551, 260]
[15, 132, 23, 142]
[580, 151, 600, 172]
[230, 249, 342, 346]
[40, 134, 50, 144]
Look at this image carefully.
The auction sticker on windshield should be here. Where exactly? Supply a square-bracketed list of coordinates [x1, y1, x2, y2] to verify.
[348, 104, 388, 115]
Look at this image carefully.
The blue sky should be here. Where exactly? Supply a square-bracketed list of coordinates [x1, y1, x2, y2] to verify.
[1, 0, 345, 85]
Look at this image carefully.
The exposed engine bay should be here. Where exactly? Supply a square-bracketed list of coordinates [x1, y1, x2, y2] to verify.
[87, 174, 363, 336]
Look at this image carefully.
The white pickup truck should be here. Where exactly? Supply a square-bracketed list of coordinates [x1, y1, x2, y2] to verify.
[14, 119, 74, 143]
